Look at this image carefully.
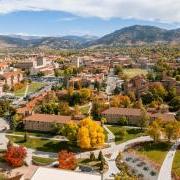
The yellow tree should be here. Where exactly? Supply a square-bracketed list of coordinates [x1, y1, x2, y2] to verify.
[77, 117, 105, 149]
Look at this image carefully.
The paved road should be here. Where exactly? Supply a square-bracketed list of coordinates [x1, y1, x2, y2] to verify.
[0, 118, 9, 150]
[158, 139, 180, 180]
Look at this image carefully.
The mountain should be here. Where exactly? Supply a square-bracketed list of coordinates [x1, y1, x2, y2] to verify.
[87, 25, 180, 47]
[0, 34, 98, 49]
[0, 25, 180, 49]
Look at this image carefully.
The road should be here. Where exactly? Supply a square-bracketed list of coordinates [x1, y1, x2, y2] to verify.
[158, 139, 180, 180]
[0, 118, 9, 150]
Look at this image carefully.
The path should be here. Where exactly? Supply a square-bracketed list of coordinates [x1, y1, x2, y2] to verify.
[24, 83, 29, 97]
[103, 125, 115, 144]
[158, 139, 180, 180]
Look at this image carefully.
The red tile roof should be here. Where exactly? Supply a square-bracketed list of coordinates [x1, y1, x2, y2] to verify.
[23, 113, 76, 124]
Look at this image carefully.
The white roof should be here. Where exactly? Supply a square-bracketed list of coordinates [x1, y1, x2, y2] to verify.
[31, 167, 101, 180]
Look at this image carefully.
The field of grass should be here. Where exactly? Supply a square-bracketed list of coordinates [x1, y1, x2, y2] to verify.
[7, 135, 80, 153]
[8, 130, 53, 138]
[123, 68, 148, 79]
[107, 125, 145, 144]
[32, 156, 57, 165]
[14, 82, 45, 97]
[135, 141, 171, 165]
[80, 106, 89, 115]
[172, 149, 180, 178]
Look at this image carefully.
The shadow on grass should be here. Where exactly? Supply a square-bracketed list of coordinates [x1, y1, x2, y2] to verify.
[138, 142, 172, 152]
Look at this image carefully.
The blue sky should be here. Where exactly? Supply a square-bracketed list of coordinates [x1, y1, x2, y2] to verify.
[0, 0, 180, 37]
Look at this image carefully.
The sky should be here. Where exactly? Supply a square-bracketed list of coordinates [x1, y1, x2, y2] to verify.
[0, 0, 180, 37]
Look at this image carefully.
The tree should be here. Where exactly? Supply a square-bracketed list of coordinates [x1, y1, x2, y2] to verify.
[98, 151, 104, 161]
[5, 146, 27, 167]
[111, 95, 131, 108]
[77, 117, 105, 149]
[147, 121, 161, 142]
[73, 105, 81, 116]
[118, 116, 128, 126]
[90, 152, 96, 161]
[24, 132, 29, 142]
[119, 128, 127, 140]
[149, 83, 167, 100]
[164, 121, 180, 142]
[100, 117, 107, 126]
[79, 88, 91, 103]
[62, 122, 79, 142]
[58, 150, 77, 170]
[169, 96, 180, 112]
[139, 108, 150, 129]
[59, 102, 71, 115]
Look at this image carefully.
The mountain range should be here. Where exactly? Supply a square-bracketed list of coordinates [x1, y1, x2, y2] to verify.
[0, 25, 180, 49]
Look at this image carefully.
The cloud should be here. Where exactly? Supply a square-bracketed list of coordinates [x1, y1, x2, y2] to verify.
[0, 0, 180, 23]
[56, 17, 78, 22]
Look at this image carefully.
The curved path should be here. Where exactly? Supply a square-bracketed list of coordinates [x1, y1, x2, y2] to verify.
[158, 139, 180, 180]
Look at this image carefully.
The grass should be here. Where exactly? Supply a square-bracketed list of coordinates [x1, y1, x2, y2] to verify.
[0, 173, 6, 180]
[6, 135, 80, 153]
[123, 68, 148, 79]
[107, 125, 145, 144]
[32, 156, 56, 165]
[135, 141, 171, 165]
[80, 106, 89, 115]
[172, 149, 180, 178]
[14, 82, 45, 97]
[8, 130, 53, 138]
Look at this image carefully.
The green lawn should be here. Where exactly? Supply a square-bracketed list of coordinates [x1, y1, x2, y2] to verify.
[32, 156, 57, 165]
[14, 82, 45, 97]
[6, 135, 80, 153]
[8, 130, 53, 138]
[80, 106, 89, 115]
[135, 141, 171, 165]
[172, 149, 180, 178]
[123, 68, 148, 79]
[27, 82, 45, 94]
[107, 125, 145, 144]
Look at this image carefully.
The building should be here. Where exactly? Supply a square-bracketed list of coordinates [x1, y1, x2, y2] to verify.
[0, 70, 23, 88]
[23, 113, 77, 132]
[28, 167, 101, 180]
[123, 75, 149, 98]
[101, 107, 175, 125]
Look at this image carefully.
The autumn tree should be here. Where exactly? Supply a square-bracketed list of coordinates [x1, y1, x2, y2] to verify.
[139, 107, 150, 129]
[111, 95, 131, 108]
[164, 121, 180, 142]
[147, 121, 161, 142]
[5, 146, 27, 167]
[77, 117, 105, 149]
[58, 150, 77, 170]
[62, 122, 79, 142]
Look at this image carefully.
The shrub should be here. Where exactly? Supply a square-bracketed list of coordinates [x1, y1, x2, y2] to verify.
[5, 146, 27, 167]
[58, 150, 77, 170]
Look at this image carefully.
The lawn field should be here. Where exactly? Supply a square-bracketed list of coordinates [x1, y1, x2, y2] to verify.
[107, 125, 145, 144]
[172, 149, 180, 178]
[15, 82, 45, 97]
[135, 141, 171, 165]
[123, 68, 148, 79]
[32, 156, 57, 165]
[7, 135, 80, 153]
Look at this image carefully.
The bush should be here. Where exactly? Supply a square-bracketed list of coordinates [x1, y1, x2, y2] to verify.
[5, 146, 27, 167]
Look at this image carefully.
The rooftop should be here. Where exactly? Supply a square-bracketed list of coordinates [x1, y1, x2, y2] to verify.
[31, 167, 101, 180]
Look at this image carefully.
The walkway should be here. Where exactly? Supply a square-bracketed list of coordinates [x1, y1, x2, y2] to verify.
[103, 125, 115, 144]
[158, 139, 180, 180]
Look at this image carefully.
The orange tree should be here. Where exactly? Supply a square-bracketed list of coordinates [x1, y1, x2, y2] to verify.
[5, 146, 27, 167]
[58, 150, 77, 170]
